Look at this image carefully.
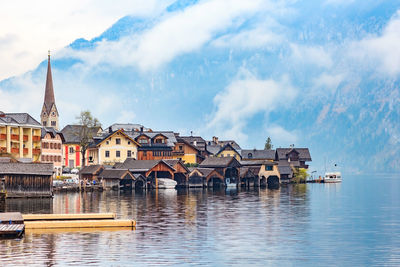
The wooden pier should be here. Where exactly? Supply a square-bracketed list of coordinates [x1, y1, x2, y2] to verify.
[0, 212, 135, 238]
[0, 212, 25, 238]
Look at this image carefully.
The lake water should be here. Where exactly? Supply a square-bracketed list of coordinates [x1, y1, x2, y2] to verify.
[1, 175, 399, 266]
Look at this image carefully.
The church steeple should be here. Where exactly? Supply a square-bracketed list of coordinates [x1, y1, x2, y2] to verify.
[41, 51, 59, 130]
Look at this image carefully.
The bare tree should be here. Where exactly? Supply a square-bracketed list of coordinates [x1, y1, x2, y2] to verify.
[76, 110, 101, 167]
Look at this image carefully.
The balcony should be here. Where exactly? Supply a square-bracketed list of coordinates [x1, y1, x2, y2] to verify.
[11, 147, 19, 154]
[0, 147, 6, 153]
[0, 134, 6, 140]
[11, 134, 19, 141]
[32, 136, 41, 142]
[23, 135, 28, 141]
[172, 150, 185, 155]
[33, 148, 41, 155]
[23, 148, 28, 154]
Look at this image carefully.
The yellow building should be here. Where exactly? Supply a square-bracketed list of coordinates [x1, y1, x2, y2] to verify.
[172, 137, 203, 164]
[88, 129, 140, 166]
[0, 112, 42, 162]
[215, 143, 242, 160]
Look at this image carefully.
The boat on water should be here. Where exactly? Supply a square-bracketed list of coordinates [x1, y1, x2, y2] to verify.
[225, 178, 237, 188]
[324, 172, 342, 183]
[157, 178, 177, 189]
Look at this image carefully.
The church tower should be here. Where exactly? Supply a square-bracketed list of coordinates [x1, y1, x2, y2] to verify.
[40, 51, 59, 130]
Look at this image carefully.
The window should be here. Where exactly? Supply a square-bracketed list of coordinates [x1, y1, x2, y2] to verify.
[179, 145, 183, 151]
[106, 141, 109, 145]
[128, 141, 131, 145]
[51, 121, 56, 126]
[116, 138, 121, 145]
[105, 151, 110, 158]
[155, 138, 164, 144]
[266, 166, 273, 171]
[69, 147, 74, 153]
[116, 151, 120, 157]
[248, 153, 253, 159]
[127, 150, 132, 158]
[139, 138, 148, 144]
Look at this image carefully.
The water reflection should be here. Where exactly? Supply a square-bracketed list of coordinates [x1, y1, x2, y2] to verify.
[1, 176, 399, 265]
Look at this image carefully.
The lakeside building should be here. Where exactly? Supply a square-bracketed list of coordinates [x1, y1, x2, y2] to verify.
[0, 159, 53, 197]
[172, 137, 204, 164]
[41, 127, 64, 176]
[179, 136, 210, 159]
[198, 157, 241, 188]
[88, 129, 140, 165]
[40, 52, 59, 131]
[60, 125, 103, 168]
[0, 112, 42, 162]
[214, 143, 242, 160]
[206, 136, 242, 157]
[275, 148, 312, 182]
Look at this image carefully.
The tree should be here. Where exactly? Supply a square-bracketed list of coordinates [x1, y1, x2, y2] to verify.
[75, 110, 101, 167]
[293, 168, 309, 183]
[264, 137, 273, 150]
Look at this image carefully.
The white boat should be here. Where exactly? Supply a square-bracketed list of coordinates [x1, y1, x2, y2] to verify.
[324, 172, 342, 183]
[157, 178, 177, 189]
[225, 178, 237, 188]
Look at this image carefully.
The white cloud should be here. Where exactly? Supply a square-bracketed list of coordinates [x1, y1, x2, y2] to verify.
[0, 0, 172, 80]
[63, 0, 267, 71]
[212, 18, 284, 49]
[351, 10, 400, 76]
[266, 125, 298, 146]
[290, 44, 333, 68]
[208, 70, 297, 144]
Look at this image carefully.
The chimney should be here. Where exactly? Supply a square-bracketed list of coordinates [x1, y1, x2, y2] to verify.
[212, 136, 218, 144]
[140, 126, 144, 133]
[108, 127, 112, 133]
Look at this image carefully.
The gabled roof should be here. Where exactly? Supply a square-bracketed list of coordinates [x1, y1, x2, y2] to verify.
[240, 166, 261, 178]
[79, 165, 104, 175]
[206, 145, 221, 155]
[0, 162, 53, 175]
[98, 169, 132, 179]
[240, 160, 277, 166]
[276, 148, 312, 161]
[175, 137, 201, 152]
[60, 125, 102, 144]
[104, 123, 151, 133]
[241, 149, 275, 160]
[118, 158, 176, 173]
[179, 136, 207, 151]
[41, 127, 65, 142]
[163, 159, 190, 173]
[0, 113, 41, 127]
[96, 129, 140, 147]
[199, 157, 241, 168]
[215, 143, 241, 158]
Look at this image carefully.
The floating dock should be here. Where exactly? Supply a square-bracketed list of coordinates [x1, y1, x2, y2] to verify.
[0, 212, 136, 238]
[0, 212, 25, 238]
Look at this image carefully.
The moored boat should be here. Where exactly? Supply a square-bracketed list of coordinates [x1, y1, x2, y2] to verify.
[324, 172, 342, 183]
[157, 178, 177, 189]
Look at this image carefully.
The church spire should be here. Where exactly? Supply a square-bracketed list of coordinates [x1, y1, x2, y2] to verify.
[44, 50, 55, 112]
[41, 50, 59, 130]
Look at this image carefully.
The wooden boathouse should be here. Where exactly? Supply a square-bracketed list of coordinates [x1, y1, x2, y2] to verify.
[0, 162, 53, 198]
[198, 157, 241, 188]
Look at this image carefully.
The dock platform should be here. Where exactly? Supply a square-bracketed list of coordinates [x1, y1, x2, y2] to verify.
[0, 212, 25, 237]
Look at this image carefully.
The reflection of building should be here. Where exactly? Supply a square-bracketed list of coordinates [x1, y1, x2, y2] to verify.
[40, 52, 59, 131]
[0, 112, 42, 162]
[41, 127, 64, 176]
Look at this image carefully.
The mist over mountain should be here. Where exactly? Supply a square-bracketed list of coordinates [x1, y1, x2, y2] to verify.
[1, 0, 399, 174]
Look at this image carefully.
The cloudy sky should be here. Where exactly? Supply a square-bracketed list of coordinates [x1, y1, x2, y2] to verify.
[1, 0, 399, 172]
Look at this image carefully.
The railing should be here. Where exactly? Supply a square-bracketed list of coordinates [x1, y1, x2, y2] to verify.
[23, 148, 28, 154]
[0, 134, 6, 140]
[32, 136, 41, 142]
[11, 134, 19, 141]
[172, 150, 184, 155]
[23, 135, 28, 141]
[0, 147, 6, 153]
[33, 148, 41, 155]
[11, 147, 19, 154]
